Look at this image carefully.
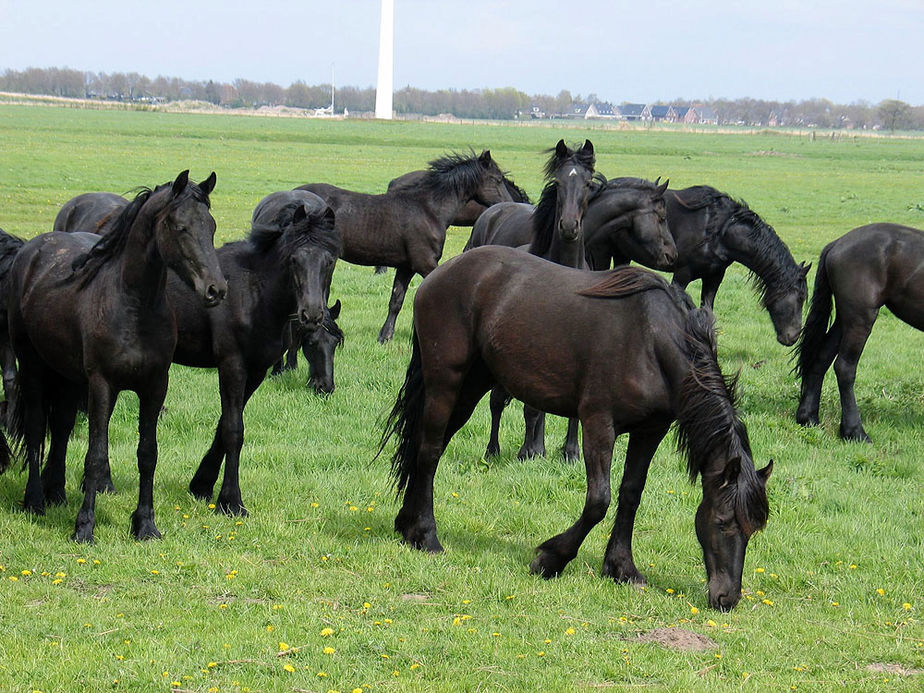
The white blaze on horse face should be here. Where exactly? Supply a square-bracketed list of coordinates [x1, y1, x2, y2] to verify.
[569, 167, 578, 176]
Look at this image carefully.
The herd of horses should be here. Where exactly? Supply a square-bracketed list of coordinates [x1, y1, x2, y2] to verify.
[0, 139, 920, 612]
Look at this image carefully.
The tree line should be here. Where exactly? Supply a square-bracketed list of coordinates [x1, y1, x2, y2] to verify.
[2, 66, 923, 131]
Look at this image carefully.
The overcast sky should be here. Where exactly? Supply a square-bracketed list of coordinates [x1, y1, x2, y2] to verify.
[1, 0, 921, 105]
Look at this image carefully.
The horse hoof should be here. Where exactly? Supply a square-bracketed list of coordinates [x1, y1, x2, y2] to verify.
[399, 527, 442, 553]
[840, 428, 872, 444]
[795, 411, 820, 427]
[44, 488, 67, 506]
[529, 550, 567, 579]
[22, 499, 45, 516]
[188, 482, 214, 502]
[216, 500, 248, 517]
[72, 527, 95, 544]
[517, 446, 545, 460]
[601, 562, 647, 586]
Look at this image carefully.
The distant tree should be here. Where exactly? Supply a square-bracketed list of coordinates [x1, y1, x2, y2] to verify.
[878, 99, 912, 132]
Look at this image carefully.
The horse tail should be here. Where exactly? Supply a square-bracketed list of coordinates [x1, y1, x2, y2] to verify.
[792, 244, 834, 380]
[1, 374, 26, 473]
[378, 329, 426, 496]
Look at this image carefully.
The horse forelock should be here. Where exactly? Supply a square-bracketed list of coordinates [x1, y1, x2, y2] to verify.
[542, 142, 595, 180]
[250, 205, 341, 258]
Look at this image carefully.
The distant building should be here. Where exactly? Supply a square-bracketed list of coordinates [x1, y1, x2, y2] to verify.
[585, 102, 617, 119]
[617, 103, 646, 121]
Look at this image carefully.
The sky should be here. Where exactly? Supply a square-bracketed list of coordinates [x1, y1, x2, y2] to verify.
[1, 0, 922, 106]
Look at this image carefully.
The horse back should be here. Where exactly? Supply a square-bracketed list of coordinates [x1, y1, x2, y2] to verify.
[465, 202, 534, 250]
[415, 247, 681, 420]
[827, 223, 924, 329]
[53, 192, 127, 234]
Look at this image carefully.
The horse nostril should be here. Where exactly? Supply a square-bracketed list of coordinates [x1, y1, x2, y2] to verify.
[300, 309, 322, 326]
[205, 283, 224, 306]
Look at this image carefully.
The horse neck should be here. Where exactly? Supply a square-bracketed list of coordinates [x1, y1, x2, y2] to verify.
[720, 218, 799, 296]
[244, 244, 299, 326]
[546, 233, 586, 268]
[119, 206, 170, 306]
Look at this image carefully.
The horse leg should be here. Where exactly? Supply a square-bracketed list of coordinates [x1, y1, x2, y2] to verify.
[561, 418, 581, 462]
[189, 417, 225, 501]
[0, 336, 17, 428]
[42, 387, 81, 506]
[833, 312, 878, 442]
[530, 413, 615, 578]
[396, 365, 491, 551]
[601, 427, 667, 585]
[82, 395, 118, 494]
[130, 379, 167, 540]
[796, 319, 842, 427]
[73, 376, 115, 543]
[699, 269, 726, 311]
[214, 369, 264, 516]
[518, 405, 547, 459]
[378, 267, 414, 344]
[19, 362, 48, 515]
[484, 386, 509, 459]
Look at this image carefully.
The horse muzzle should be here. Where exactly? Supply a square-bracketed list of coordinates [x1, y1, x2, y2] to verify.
[203, 279, 228, 308]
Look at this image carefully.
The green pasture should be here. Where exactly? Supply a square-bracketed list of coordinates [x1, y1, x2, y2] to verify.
[0, 104, 921, 692]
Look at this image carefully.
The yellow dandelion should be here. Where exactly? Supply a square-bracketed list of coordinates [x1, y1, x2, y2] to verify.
[76, 558, 86, 564]
[219, 603, 228, 609]
[564, 627, 576, 635]
[311, 502, 319, 508]
[877, 588, 885, 596]
[279, 642, 289, 651]
[537, 651, 546, 657]
[207, 662, 217, 668]
[320, 627, 334, 637]
[762, 599, 774, 606]
[363, 602, 371, 609]
[755, 567, 765, 573]
[323, 646, 336, 655]
[690, 606, 699, 615]
[903, 603, 912, 611]
[283, 664, 295, 673]
[492, 632, 500, 637]
[266, 625, 275, 632]
[410, 663, 421, 670]
[666, 588, 675, 594]
[317, 671, 328, 677]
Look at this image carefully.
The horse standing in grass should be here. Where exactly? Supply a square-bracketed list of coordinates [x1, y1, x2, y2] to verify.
[166, 190, 340, 515]
[299, 150, 513, 343]
[592, 184, 809, 346]
[795, 223, 924, 441]
[464, 139, 599, 462]
[53, 192, 128, 234]
[5, 171, 226, 542]
[381, 246, 772, 611]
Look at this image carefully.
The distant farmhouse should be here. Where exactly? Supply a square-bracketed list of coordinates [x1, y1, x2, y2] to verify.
[558, 101, 718, 125]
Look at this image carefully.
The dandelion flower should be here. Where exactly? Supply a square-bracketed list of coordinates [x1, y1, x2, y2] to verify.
[320, 627, 334, 637]
[283, 664, 295, 673]
[323, 647, 336, 655]
[877, 588, 885, 596]
[903, 603, 912, 611]
[565, 627, 576, 636]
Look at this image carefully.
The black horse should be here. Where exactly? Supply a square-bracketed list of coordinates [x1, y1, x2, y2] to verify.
[166, 190, 340, 515]
[53, 192, 128, 234]
[469, 174, 677, 460]
[251, 190, 345, 394]
[381, 246, 771, 611]
[5, 171, 227, 542]
[388, 168, 530, 226]
[795, 223, 924, 442]
[0, 228, 25, 424]
[589, 185, 809, 346]
[298, 150, 513, 343]
[465, 139, 598, 462]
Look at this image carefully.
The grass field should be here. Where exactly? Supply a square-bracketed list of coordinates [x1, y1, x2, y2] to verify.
[0, 104, 922, 692]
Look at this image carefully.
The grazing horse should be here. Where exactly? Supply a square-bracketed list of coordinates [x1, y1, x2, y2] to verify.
[464, 139, 599, 462]
[795, 223, 924, 442]
[251, 190, 345, 394]
[298, 149, 513, 343]
[5, 171, 226, 542]
[53, 192, 128, 234]
[470, 174, 677, 460]
[167, 190, 340, 515]
[0, 229, 25, 423]
[381, 247, 771, 611]
[608, 185, 809, 345]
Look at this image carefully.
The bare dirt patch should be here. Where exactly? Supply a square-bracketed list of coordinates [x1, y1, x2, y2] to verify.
[867, 662, 924, 676]
[634, 627, 718, 652]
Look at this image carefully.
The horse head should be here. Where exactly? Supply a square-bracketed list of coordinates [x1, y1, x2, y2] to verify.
[302, 298, 344, 395]
[549, 139, 595, 243]
[696, 457, 773, 611]
[596, 178, 677, 270]
[157, 170, 227, 307]
[285, 201, 340, 329]
[763, 260, 811, 346]
[471, 150, 515, 207]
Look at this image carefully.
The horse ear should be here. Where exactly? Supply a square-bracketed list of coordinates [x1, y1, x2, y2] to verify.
[321, 205, 336, 226]
[801, 261, 812, 276]
[479, 150, 492, 165]
[758, 460, 774, 484]
[329, 298, 342, 319]
[555, 139, 568, 157]
[656, 178, 670, 195]
[582, 139, 594, 156]
[719, 456, 741, 489]
[199, 171, 217, 196]
[172, 170, 190, 196]
[293, 204, 309, 223]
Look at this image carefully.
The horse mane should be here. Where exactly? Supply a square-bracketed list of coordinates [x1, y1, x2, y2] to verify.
[70, 180, 211, 288]
[505, 178, 532, 204]
[577, 265, 672, 299]
[677, 186, 804, 306]
[604, 176, 661, 194]
[674, 308, 769, 537]
[419, 150, 493, 202]
[0, 228, 25, 278]
[249, 202, 341, 258]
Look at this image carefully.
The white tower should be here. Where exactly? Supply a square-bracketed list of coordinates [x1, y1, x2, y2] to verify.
[375, 0, 394, 120]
